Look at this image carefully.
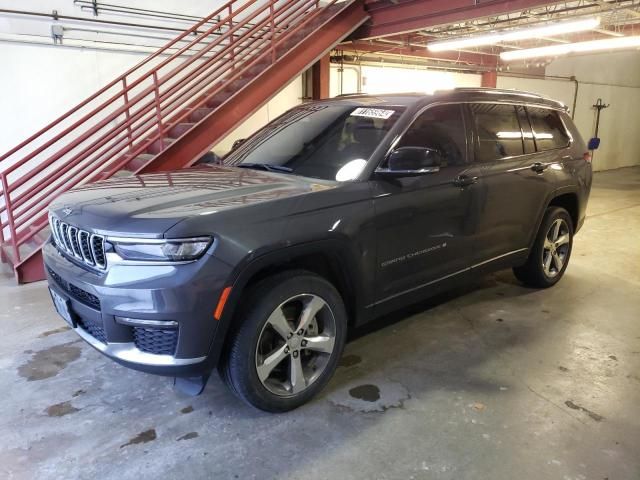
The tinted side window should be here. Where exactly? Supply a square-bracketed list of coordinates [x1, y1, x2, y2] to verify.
[471, 103, 524, 162]
[527, 107, 570, 151]
[396, 104, 466, 167]
[517, 106, 535, 154]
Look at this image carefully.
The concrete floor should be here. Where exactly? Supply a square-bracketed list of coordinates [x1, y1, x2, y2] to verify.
[1, 167, 639, 480]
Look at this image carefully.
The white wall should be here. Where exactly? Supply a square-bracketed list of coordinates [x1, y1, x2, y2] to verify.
[330, 64, 481, 96]
[498, 51, 640, 171]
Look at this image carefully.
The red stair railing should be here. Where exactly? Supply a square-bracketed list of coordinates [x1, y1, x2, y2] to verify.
[0, 0, 344, 268]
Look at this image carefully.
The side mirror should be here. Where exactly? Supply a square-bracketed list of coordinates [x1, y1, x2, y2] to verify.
[588, 137, 600, 150]
[232, 138, 246, 150]
[378, 147, 442, 175]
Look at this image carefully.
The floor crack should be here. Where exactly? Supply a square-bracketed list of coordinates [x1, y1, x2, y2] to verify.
[524, 384, 589, 426]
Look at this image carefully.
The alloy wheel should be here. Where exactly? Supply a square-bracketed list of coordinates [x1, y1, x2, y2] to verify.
[255, 294, 336, 396]
[542, 218, 570, 278]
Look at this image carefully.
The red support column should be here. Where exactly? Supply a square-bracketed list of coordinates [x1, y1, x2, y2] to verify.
[481, 71, 497, 88]
[311, 54, 331, 100]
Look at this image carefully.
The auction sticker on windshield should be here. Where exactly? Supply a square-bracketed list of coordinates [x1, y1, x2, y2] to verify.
[350, 107, 395, 119]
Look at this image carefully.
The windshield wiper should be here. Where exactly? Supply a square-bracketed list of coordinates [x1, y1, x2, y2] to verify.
[236, 163, 293, 173]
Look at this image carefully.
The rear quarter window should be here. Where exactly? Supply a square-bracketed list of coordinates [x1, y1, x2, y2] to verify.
[527, 107, 571, 151]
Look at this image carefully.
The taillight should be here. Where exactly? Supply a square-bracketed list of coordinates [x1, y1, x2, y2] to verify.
[583, 152, 592, 163]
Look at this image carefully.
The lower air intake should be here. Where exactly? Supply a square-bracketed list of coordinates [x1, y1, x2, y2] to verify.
[133, 327, 178, 356]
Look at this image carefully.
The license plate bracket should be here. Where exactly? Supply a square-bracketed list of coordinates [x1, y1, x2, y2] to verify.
[49, 288, 77, 328]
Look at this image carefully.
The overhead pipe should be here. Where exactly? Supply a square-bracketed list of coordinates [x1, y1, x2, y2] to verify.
[73, 0, 218, 25]
[0, 8, 210, 35]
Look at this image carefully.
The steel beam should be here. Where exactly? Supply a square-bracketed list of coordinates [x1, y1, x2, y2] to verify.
[342, 40, 498, 66]
[481, 71, 498, 87]
[353, 0, 566, 39]
[312, 55, 331, 99]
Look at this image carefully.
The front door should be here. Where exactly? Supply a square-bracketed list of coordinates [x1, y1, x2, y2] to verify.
[372, 104, 480, 305]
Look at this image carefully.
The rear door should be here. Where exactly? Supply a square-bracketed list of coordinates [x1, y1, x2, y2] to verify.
[469, 103, 559, 266]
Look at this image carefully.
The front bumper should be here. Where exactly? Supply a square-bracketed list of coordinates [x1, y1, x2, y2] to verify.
[43, 241, 232, 377]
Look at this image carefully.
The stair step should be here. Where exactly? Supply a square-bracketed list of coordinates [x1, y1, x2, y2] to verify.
[222, 78, 246, 93]
[32, 226, 51, 245]
[189, 108, 214, 122]
[247, 60, 271, 76]
[146, 138, 174, 155]
[206, 97, 224, 109]
[168, 122, 195, 139]
[111, 169, 136, 178]
[0, 243, 15, 266]
[124, 153, 155, 172]
[1, 225, 50, 267]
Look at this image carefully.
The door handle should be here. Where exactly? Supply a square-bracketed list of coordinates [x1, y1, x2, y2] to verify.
[453, 175, 478, 187]
[530, 162, 548, 173]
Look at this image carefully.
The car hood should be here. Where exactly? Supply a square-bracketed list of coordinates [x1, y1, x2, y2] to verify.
[49, 165, 335, 237]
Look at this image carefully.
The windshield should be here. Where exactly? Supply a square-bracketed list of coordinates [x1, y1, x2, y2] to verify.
[224, 104, 405, 181]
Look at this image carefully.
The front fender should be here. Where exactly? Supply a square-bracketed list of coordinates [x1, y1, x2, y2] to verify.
[206, 238, 367, 367]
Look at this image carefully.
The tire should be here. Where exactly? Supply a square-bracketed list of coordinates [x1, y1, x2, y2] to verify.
[513, 206, 574, 288]
[219, 270, 347, 412]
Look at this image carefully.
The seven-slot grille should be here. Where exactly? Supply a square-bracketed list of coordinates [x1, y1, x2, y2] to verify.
[49, 215, 106, 269]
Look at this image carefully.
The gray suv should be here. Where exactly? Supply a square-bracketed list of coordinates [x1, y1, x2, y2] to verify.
[45, 89, 592, 411]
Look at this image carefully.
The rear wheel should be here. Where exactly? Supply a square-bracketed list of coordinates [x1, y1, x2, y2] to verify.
[219, 270, 347, 412]
[513, 206, 573, 288]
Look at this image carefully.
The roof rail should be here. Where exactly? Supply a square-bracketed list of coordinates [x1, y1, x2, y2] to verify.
[451, 87, 567, 109]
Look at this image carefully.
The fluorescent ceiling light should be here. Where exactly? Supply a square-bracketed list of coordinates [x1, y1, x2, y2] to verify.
[428, 18, 600, 52]
[501, 35, 640, 60]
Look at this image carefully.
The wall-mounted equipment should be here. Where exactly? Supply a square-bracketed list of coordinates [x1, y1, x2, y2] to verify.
[51, 24, 64, 44]
[590, 98, 609, 157]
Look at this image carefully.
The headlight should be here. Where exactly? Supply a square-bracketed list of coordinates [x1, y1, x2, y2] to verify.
[110, 237, 212, 262]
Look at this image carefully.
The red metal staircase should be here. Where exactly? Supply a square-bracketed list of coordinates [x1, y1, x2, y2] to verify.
[0, 0, 369, 283]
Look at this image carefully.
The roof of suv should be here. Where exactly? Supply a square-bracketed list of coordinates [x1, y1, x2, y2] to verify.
[323, 88, 568, 111]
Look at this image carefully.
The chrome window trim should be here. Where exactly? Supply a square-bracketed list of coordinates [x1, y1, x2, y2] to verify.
[375, 99, 574, 173]
[375, 167, 440, 175]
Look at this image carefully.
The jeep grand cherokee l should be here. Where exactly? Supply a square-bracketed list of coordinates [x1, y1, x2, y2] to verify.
[45, 88, 592, 412]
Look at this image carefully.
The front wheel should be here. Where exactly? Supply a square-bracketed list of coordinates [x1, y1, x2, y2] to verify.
[219, 270, 347, 412]
[513, 206, 574, 288]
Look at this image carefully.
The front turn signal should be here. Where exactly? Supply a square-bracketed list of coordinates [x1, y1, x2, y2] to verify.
[214, 286, 232, 320]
